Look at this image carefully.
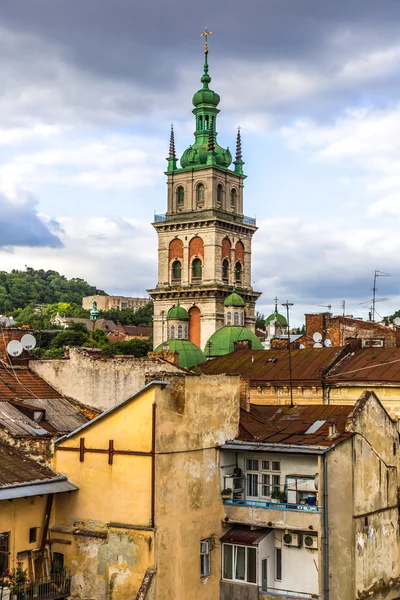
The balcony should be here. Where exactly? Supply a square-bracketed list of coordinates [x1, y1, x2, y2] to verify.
[260, 587, 320, 599]
[154, 213, 167, 222]
[223, 497, 321, 514]
[0, 570, 71, 600]
[243, 215, 256, 226]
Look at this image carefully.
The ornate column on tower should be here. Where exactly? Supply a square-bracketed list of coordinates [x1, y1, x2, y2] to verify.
[148, 29, 261, 351]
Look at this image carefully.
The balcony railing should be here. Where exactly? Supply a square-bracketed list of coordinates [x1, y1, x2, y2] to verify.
[0, 570, 71, 600]
[154, 213, 167, 222]
[243, 215, 256, 226]
[223, 497, 321, 513]
[260, 586, 320, 599]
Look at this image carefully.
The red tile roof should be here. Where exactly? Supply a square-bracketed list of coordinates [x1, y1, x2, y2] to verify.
[238, 404, 354, 447]
[200, 348, 346, 384]
[0, 363, 60, 401]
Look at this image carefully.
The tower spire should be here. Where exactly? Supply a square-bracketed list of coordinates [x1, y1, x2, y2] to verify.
[166, 124, 178, 173]
[234, 126, 245, 175]
[169, 123, 176, 158]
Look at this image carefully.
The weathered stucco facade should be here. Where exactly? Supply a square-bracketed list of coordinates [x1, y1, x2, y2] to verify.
[52, 374, 241, 600]
[30, 348, 184, 411]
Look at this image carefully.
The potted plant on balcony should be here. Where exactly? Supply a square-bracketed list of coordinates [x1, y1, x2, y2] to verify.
[221, 488, 232, 500]
[5, 562, 30, 600]
[271, 490, 286, 503]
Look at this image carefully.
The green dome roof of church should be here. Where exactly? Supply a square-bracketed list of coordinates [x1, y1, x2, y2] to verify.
[179, 50, 232, 171]
[224, 288, 245, 307]
[204, 326, 263, 358]
[265, 312, 287, 326]
[167, 301, 189, 321]
[155, 339, 205, 369]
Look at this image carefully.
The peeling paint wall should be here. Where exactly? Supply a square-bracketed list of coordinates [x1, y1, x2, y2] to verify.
[30, 348, 183, 411]
[154, 374, 240, 600]
[0, 431, 53, 466]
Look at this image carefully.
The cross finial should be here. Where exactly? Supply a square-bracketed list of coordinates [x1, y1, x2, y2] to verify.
[274, 296, 279, 312]
[200, 26, 212, 54]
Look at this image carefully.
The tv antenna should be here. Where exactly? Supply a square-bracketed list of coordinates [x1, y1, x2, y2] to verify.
[318, 304, 331, 313]
[359, 270, 390, 322]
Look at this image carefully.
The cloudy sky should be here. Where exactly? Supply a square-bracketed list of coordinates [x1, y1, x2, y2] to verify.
[1, 0, 400, 323]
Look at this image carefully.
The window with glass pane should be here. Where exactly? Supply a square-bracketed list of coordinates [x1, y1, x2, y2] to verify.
[272, 461, 281, 471]
[172, 260, 181, 282]
[177, 325, 183, 339]
[275, 548, 282, 581]
[247, 547, 257, 584]
[246, 459, 258, 471]
[184, 325, 188, 338]
[234, 311, 239, 325]
[223, 544, 233, 579]
[226, 311, 232, 325]
[241, 312, 245, 326]
[222, 259, 229, 282]
[192, 258, 202, 281]
[177, 187, 184, 205]
[170, 325, 175, 339]
[197, 184, 205, 205]
[262, 460, 270, 470]
[247, 473, 258, 497]
[234, 546, 246, 581]
[200, 539, 211, 577]
[231, 188, 237, 208]
[235, 261, 242, 284]
[261, 474, 271, 497]
[272, 475, 280, 495]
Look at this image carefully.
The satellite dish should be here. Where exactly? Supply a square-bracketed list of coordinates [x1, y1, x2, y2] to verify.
[21, 334, 36, 351]
[313, 332, 322, 342]
[313, 342, 323, 348]
[394, 317, 400, 326]
[324, 339, 332, 347]
[299, 344, 305, 349]
[7, 340, 23, 357]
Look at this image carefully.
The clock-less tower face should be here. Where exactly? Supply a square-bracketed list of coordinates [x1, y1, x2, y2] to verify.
[148, 50, 261, 351]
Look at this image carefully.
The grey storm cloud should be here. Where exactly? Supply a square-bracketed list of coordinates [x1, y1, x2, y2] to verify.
[1, 0, 400, 125]
[0, 193, 63, 248]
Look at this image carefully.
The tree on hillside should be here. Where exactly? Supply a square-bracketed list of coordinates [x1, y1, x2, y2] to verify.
[0, 268, 105, 313]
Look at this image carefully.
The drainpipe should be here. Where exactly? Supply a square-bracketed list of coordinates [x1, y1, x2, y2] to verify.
[323, 452, 329, 600]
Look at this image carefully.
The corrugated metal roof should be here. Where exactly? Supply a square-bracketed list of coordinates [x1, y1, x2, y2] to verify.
[238, 404, 354, 447]
[16, 398, 88, 432]
[0, 402, 52, 437]
[328, 348, 400, 382]
[220, 527, 272, 545]
[0, 477, 78, 500]
[0, 441, 56, 486]
[200, 348, 346, 383]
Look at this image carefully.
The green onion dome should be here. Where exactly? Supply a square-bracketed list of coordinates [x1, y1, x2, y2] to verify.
[204, 326, 264, 358]
[265, 312, 287, 326]
[192, 71, 220, 108]
[224, 288, 245, 307]
[167, 302, 189, 321]
[155, 339, 206, 369]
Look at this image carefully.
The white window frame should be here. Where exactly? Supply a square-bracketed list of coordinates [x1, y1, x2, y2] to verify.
[200, 538, 211, 577]
[245, 457, 281, 500]
[222, 543, 258, 585]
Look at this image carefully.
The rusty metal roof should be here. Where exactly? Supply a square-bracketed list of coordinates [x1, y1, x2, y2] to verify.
[0, 441, 56, 486]
[238, 404, 354, 447]
[16, 398, 88, 433]
[200, 348, 346, 383]
[220, 527, 272, 545]
[0, 363, 60, 400]
[328, 348, 400, 382]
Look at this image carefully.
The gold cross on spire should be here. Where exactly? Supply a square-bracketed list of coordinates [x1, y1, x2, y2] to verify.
[201, 26, 212, 54]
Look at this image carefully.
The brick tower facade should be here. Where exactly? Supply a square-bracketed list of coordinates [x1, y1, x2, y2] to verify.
[148, 40, 261, 350]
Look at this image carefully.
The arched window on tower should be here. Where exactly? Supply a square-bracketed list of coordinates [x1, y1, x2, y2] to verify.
[230, 188, 237, 210]
[170, 325, 175, 339]
[192, 258, 202, 282]
[227, 311, 232, 325]
[217, 184, 223, 208]
[198, 116, 203, 130]
[172, 260, 182, 283]
[235, 261, 243, 285]
[241, 312, 245, 326]
[177, 187, 184, 207]
[197, 184, 205, 207]
[177, 325, 183, 339]
[234, 311, 239, 325]
[184, 325, 188, 339]
[222, 259, 229, 283]
[205, 115, 209, 130]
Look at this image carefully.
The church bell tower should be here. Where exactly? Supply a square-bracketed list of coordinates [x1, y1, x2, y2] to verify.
[148, 29, 261, 350]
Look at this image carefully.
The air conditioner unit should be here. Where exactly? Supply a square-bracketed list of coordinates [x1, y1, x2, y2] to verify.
[283, 532, 300, 547]
[303, 535, 318, 550]
[200, 540, 210, 554]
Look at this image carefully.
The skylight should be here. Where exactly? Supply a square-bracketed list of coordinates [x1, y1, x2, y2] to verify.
[305, 420, 326, 434]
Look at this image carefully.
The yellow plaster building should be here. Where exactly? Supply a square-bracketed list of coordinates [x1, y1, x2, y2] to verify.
[52, 374, 240, 600]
